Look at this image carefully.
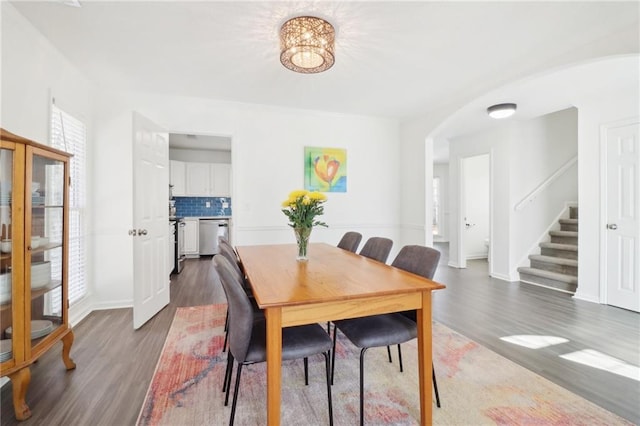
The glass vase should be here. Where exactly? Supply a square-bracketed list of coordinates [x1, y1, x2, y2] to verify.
[294, 227, 312, 261]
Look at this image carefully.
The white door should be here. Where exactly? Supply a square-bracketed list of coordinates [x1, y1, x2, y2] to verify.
[132, 112, 170, 329]
[460, 154, 491, 266]
[604, 120, 639, 312]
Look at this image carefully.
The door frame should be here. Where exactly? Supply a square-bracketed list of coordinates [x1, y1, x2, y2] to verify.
[599, 116, 640, 305]
[457, 152, 493, 272]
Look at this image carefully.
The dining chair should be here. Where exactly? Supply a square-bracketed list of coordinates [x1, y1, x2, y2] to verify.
[358, 237, 393, 264]
[336, 231, 362, 253]
[213, 255, 334, 426]
[327, 236, 393, 337]
[330, 245, 441, 425]
[217, 243, 262, 353]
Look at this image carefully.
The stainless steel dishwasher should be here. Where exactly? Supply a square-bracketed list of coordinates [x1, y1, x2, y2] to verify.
[199, 219, 229, 255]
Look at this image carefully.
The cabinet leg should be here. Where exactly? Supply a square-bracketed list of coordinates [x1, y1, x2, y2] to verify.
[9, 367, 32, 421]
[62, 330, 76, 370]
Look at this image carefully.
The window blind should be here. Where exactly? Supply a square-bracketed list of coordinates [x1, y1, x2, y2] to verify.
[50, 103, 87, 308]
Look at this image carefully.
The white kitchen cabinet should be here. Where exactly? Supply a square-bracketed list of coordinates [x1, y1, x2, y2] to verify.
[170, 160, 186, 196]
[183, 218, 199, 255]
[186, 163, 210, 196]
[210, 163, 231, 197]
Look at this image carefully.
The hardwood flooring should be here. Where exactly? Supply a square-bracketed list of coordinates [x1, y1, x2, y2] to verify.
[1, 246, 638, 425]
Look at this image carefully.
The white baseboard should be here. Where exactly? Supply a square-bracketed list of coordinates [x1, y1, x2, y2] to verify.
[447, 261, 463, 268]
[572, 292, 600, 304]
[490, 272, 512, 282]
[69, 296, 94, 327]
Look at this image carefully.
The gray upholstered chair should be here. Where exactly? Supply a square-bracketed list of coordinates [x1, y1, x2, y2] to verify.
[358, 237, 393, 263]
[213, 255, 334, 426]
[330, 245, 441, 425]
[337, 231, 362, 253]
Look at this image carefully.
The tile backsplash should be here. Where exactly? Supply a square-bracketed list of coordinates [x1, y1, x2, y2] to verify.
[174, 197, 232, 217]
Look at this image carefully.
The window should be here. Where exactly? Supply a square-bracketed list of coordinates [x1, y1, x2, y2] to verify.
[50, 102, 87, 308]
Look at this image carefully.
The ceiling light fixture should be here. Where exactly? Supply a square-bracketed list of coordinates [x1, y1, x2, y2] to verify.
[487, 103, 517, 119]
[280, 16, 335, 74]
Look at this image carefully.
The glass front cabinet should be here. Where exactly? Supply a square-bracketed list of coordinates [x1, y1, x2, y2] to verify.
[0, 129, 75, 421]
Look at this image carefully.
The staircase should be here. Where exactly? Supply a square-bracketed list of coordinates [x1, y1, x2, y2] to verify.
[518, 206, 578, 293]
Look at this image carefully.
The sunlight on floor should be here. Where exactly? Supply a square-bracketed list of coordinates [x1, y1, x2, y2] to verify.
[500, 335, 569, 349]
[560, 349, 640, 382]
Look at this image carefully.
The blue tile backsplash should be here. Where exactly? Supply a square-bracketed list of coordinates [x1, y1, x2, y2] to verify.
[174, 197, 232, 217]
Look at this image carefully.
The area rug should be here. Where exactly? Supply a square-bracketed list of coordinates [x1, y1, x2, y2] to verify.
[137, 305, 632, 425]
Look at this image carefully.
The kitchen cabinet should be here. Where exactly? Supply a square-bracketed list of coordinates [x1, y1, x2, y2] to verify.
[0, 129, 75, 421]
[171, 161, 231, 197]
[185, 163, 210, 196]
[169, 160, 186, 196]
[183, 218, 199, 255]
[210, 163, 231, 197]
[168, 222, 175, 276]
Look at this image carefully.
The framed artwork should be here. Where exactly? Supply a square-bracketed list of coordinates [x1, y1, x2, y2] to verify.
[304, 147, 347, 192]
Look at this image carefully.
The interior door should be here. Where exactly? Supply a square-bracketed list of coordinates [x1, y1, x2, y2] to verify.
[132, 112, 170, 329]
[604, 120, 639, 312]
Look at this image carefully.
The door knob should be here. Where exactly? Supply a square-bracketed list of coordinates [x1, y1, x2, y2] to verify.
[607, 224, 618, 230]
[138, 229, 148, 236]
[128, 229, 137, 236]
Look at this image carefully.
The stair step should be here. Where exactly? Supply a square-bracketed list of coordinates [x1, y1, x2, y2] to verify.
[518, 267, 578, 283]
[518, 267, 578, 293]
[549, 230, 578, 237]
[549, 230, 578, 245]
[559, 218, 578, 232]
[570, 206, 578, 219]
[540, 242, 578, 259]
[529, 254, 578, 267]
[529, 255, 578, 276]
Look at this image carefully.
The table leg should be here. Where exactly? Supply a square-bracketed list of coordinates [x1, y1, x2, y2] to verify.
[416, 291, 433, 426]
[265, 307, 282, 426]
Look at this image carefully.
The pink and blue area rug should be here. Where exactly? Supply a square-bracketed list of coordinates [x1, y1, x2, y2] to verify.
[137, 304, 632, 425]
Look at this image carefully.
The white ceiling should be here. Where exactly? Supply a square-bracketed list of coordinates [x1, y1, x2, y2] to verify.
[9, 0, 639, 125]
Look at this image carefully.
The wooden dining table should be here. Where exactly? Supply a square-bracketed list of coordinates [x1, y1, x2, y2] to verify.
[236, 242, 446, 425]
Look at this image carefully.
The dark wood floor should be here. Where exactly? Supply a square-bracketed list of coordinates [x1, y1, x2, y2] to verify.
[1, 245, 639, 425]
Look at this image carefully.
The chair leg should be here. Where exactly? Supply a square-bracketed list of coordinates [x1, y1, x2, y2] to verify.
[229, 363, 243, 426]
[224, 354, 235, 406]
[323, 351, 334, 426]
[386, 346, 392, 363]
[433, 363, 441, 408]
[304, 357, 309, 385]
[223, 351, 233, 393]
[331, 327, 338, 385]
[223, 310, 229, 353]
[397, 344, 403, 372]
[359, 348, 369, 426]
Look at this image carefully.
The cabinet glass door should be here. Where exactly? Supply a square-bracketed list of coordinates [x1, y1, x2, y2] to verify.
[29, 153, 65, 350]
[0, 148, 13, 363]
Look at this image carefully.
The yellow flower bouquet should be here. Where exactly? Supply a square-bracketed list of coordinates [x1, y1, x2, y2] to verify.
[281, 190, 328, 260]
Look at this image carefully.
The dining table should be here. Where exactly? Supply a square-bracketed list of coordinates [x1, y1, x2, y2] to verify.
[235, 242, 446, 425]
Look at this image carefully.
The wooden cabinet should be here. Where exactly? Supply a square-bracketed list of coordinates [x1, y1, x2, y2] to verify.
[170, 160, 231, 197]
[0, 129, 75, 421]
[169, 160, 186, 196]
[183, 218, 199, 255]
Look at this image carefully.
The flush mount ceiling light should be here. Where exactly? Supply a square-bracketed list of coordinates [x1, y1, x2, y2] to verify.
[487, 103, 517, 119]
[280, 16, 335, 74]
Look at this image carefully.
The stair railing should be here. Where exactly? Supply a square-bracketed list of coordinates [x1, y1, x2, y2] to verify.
[514, 155, 577, 211]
